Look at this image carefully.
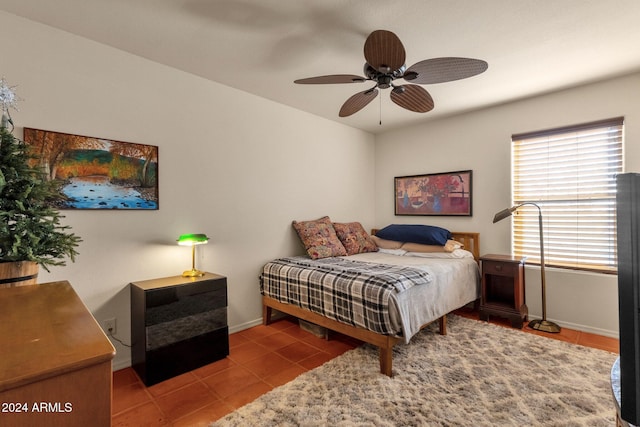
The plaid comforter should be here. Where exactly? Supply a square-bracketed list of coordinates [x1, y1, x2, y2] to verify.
[260, 256, 432, 335]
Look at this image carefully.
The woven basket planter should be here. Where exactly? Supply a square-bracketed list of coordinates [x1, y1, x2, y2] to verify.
[0, 261, 39, 288]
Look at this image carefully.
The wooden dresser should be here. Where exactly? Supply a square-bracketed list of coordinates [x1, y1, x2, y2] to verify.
[0, 281, 115, 427]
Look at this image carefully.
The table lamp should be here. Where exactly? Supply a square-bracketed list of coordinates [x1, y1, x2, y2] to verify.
[177, 233, 209, 277]
[493, 202, 561, 333]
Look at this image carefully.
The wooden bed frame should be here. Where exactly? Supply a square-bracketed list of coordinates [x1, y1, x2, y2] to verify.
[262, 231, 480, 377]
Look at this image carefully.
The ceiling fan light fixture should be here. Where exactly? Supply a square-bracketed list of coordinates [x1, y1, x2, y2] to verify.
[377, 75, 392, 89]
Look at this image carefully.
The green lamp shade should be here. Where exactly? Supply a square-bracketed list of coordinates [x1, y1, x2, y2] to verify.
[177, 233, 209, 246]
[177, 233, 209, 277]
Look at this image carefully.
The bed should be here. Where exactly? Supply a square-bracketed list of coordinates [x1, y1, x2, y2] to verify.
[261, 223, 480, 377]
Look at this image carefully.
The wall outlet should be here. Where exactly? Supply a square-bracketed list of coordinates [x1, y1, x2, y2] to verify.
[103, 318, 116, 335]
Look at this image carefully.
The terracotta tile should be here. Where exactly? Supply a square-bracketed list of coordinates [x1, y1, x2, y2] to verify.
[298, 351, 336, 370]
[237, 324, 279, 341]
[113, 367, 140, 389]
[299, 333, 333, 350]
[228, 333, 250, 349]
[525, 324, 580, 344]
[171, 400, 235, 427]
[281, 325, 317, 340]
[254, 331, 299, 351]
[227, 341, 271, 364]
[578, 331, 620, 353]
[266, 317, 299, 331]
[202, 365, 262, 398]
[322, 339, 358, 357]
[112, 401, 169, 427]
[301, 330, 361, 350]
[112, 381, 152, 415]
[318, 332, 364, 348]
[243, 352, 296, 378]
[276, 341, 322, 363]
[154, 381, 218, 421]
[223, 381, 273, 409]
[192, 357, 237, 379]
[263, 364, 307, 387]
[147, 371, 197, 397]
[331, 333, 363, 348]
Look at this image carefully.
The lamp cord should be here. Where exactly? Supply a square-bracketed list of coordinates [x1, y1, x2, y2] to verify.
[107, 328, 131, 348]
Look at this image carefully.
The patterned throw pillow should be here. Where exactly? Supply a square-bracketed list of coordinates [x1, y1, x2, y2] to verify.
[333, 222, 378, 255]
[292, 216, 347, 259]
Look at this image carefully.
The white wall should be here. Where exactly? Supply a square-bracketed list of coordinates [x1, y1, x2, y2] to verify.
[0, 11, 375, 369]
[375, 72, 640, 338]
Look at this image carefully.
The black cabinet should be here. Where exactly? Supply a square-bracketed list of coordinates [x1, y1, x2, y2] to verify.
[130, 273, 229, 386]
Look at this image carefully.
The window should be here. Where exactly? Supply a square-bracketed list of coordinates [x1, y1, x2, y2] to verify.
[511, 117, 624, 273]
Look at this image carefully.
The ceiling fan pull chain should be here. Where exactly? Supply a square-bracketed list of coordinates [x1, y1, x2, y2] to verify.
[379, 94, 382, 125]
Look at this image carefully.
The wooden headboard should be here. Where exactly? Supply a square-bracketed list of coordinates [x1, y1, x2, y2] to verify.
[371, 229, 480, 262]
[450, 232, 480, 262]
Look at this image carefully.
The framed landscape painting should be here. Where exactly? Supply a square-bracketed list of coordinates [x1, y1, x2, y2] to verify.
[23, 128, 158, 210]
[395, 170, 472, 216]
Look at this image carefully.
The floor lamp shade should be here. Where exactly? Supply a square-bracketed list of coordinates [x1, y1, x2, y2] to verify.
[492, 203, 561, 333]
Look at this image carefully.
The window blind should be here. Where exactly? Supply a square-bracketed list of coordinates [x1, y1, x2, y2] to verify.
[511, 117, 624, 273]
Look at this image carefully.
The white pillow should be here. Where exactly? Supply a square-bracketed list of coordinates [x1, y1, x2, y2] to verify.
[404, 249, 474, 259]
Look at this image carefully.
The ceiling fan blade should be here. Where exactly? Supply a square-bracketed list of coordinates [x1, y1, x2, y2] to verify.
[339, 88, 379, 117]
[363, 30, 406, 74]
[390, 84, 434, 113]
[294, 74, 367, 84]
[404, 57, 488, 84]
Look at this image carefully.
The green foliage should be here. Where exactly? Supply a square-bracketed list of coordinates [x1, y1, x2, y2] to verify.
[0, 127, 81, 271]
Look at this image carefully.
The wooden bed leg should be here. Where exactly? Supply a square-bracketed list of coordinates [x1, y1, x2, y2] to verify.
[439, 316, 447, 335]
[262, 304, 273, 325]
[379, 346, 393, 377]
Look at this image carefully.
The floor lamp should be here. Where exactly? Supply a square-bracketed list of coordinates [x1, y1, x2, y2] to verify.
[493, 202, 561, 333]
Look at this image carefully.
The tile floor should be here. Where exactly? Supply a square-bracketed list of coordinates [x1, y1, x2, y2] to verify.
[112, 310, 620, 426]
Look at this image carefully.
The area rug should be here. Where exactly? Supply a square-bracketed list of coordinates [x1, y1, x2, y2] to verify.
[212, 315, 618, 426]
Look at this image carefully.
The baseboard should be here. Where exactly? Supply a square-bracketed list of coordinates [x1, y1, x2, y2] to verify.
[112, 357, 131, 371]
[229, 317, 264, 334]
[547, 317, 619, 339]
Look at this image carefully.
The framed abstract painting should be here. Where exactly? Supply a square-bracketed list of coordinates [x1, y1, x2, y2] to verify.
[395, 170, 472, 216]
[23, 128, 158, 210]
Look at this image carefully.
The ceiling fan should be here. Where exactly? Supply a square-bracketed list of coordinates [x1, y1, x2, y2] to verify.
[294, 30, 488, 117]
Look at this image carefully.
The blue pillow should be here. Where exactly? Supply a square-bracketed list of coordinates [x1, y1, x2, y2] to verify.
[376, 224, 452, 246]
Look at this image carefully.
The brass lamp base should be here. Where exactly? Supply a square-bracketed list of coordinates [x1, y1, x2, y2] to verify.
[528, 319, 561, 333]
[182, 269, 205, 278]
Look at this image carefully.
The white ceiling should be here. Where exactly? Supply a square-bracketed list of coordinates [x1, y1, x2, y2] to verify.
[1, 0, 639, 134]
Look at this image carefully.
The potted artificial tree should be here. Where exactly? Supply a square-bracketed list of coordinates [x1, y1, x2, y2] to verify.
[0, 79, 80, 287]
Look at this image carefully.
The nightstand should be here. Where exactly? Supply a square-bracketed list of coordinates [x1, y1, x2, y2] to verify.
[479, 254, 528, 328]
[130, 273, 229, 386]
